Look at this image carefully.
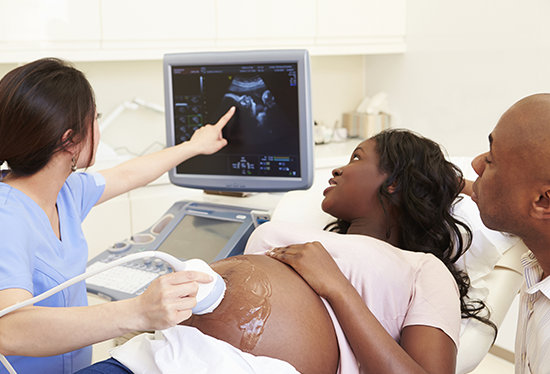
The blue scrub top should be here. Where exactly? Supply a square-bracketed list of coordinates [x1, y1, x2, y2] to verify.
[0, 172, 106, 374]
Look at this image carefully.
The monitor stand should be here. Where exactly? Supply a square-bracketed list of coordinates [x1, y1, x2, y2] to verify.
[203, 190, 253, 198]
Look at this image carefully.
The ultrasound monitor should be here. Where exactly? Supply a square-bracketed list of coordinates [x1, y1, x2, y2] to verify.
[163, 49, 313, 192]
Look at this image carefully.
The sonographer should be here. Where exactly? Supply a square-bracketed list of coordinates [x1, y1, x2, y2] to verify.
[0, 58, 235, 374]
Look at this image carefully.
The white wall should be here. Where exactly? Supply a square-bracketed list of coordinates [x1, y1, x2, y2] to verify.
[363, 0, 550, 158]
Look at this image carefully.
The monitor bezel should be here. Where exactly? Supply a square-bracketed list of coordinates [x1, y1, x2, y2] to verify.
[163, 49, 313, 192]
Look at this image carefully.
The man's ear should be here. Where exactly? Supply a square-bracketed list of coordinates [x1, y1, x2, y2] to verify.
[531, 186, 550, 219]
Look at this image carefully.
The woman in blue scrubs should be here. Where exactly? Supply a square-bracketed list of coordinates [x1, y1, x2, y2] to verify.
[0, 58, 235, 374]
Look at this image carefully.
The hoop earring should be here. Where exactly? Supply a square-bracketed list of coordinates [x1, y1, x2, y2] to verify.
[71, 156, 77, 172]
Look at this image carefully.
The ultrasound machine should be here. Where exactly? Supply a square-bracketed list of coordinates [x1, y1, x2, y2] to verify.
[85, 49, 314, 301]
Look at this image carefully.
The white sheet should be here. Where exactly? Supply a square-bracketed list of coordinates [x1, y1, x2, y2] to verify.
[110, 325, 299, 374]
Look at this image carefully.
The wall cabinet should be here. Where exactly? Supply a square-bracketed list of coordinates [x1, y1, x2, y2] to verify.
[0, 0, 406, 63]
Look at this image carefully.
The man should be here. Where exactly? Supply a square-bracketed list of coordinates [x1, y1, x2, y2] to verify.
[470, 93, 550, 373]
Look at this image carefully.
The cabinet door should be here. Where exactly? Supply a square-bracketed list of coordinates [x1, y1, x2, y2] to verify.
[0, 0, 406, 62]
[317, 0, 406, 38]
[101, 0, 216, 50]
[0, 0, 101, 53]
[216, 0, 317, 47]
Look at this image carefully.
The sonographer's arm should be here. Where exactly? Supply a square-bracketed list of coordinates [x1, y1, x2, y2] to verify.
[0, 270, 211, 357]
[96, 107, 235, 205]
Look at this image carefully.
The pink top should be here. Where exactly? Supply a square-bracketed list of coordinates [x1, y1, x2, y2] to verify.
[244, 221, 460, 374]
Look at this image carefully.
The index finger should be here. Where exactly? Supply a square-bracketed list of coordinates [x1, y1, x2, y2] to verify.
[214, 106, 236, 129]
[170, 270, 214, 284]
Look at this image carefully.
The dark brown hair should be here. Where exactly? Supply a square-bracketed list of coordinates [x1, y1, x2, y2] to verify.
[0, 58, 95, 177]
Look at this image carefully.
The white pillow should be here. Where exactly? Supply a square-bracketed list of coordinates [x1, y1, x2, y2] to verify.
[454, 196, 520, 299]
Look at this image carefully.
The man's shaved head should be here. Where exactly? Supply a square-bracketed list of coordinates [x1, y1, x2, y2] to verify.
[471, 93, 550, 247]
[499, 94, 550, 183]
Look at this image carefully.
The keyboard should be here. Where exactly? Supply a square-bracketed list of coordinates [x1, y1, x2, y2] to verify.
[85, 262, 160, 295]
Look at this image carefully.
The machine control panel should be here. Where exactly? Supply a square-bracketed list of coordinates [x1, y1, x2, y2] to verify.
[86, 200, 264, 301]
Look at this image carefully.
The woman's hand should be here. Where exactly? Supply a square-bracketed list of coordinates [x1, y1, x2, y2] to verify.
[267, 242, 349, 299]
[96, 106, 236, 204]
[188, 107, 235, 155]
[462, 179, 474, 196]
[135, 270, 214, 330]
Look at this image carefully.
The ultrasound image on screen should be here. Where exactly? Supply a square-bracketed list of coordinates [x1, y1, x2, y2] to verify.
[171, 63, 300, 178]
[212, 74, 293, 145]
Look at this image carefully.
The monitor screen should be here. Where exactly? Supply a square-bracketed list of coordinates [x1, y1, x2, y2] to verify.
[163, 49, 313, 192]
